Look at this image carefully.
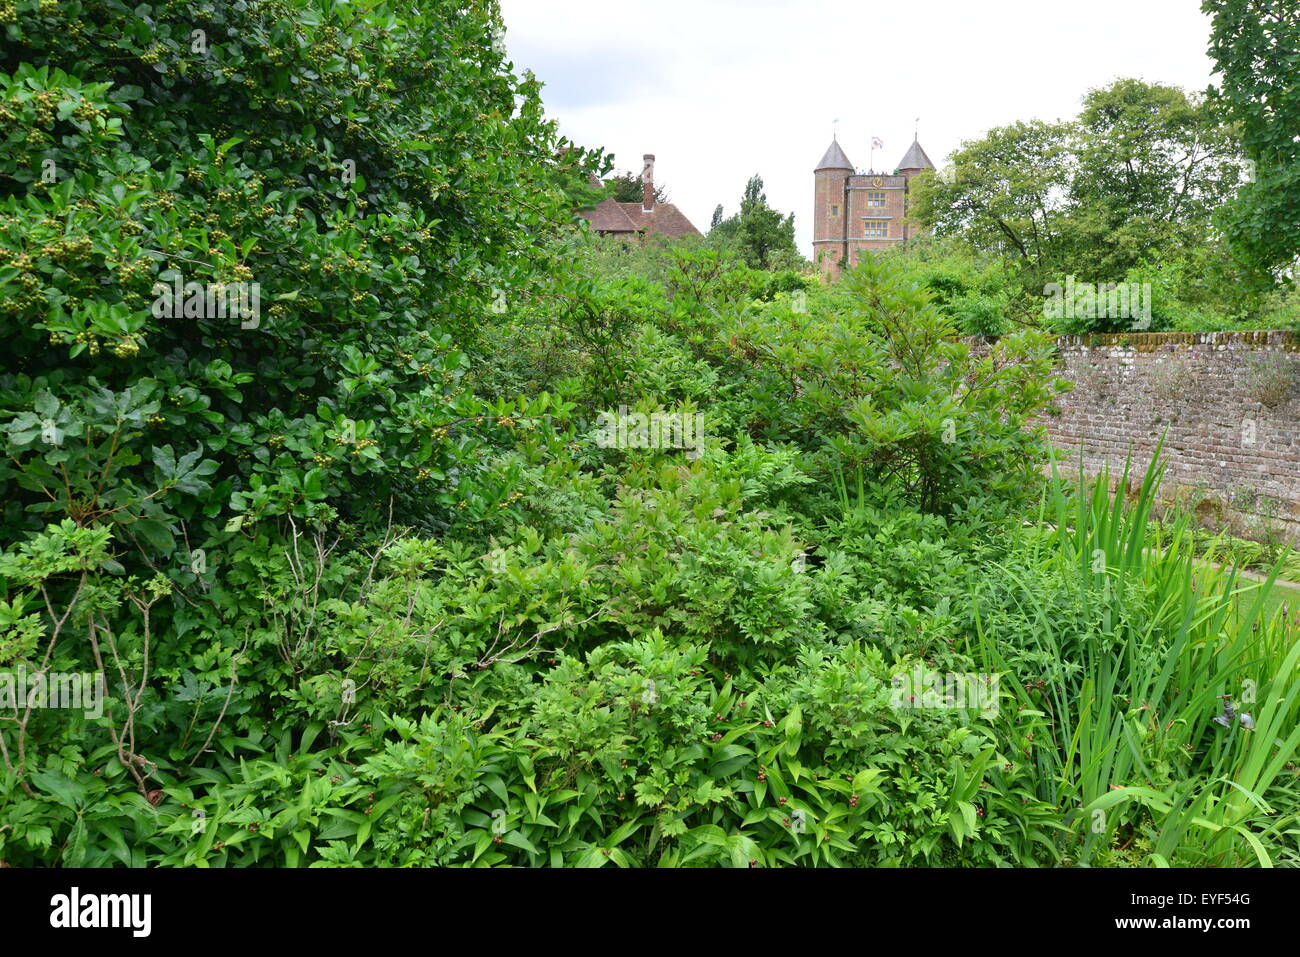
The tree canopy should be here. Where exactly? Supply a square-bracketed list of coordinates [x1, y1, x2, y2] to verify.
[910, 79, 1243, 289]
[1203, 0, 1300, 282]
[604, 170, 669, 205]
[709, 174, 800, 270]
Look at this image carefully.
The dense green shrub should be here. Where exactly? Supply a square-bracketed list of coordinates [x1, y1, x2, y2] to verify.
[2, 1, 598, 541]
[0, 0, 596, 849]
[710, 254, 1067, 515]
[3, 0, 1296, 871]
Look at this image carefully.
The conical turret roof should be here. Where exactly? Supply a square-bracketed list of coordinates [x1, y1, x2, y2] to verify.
[815, 138, 854, 172]
[897, 138, 934, 171]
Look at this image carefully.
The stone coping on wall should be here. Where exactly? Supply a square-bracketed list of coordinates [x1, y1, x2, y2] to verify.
[1052, 330, 1300, 351]
[962, 330, 1300, 350]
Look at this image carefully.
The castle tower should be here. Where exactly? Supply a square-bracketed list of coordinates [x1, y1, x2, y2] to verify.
[895, 137, 935, 245]
[812, 138, 854, 277]
[813, 134, 936, 279]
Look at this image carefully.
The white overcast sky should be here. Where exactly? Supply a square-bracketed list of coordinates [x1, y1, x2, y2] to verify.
[499, 0, 1220, 257]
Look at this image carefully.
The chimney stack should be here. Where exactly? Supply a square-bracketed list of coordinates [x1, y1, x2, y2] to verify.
[642, 153, 656, 211]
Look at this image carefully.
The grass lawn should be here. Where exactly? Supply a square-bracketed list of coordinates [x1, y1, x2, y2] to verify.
[1256, 578, 1300, 621]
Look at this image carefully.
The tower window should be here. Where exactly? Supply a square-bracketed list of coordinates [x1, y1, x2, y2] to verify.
[867, 191, 886, 207]
[863, 219, 888, 238]
[830, 204, 839, 216]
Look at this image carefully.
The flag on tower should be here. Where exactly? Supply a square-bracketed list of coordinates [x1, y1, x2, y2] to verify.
[871, 137, 884, 149]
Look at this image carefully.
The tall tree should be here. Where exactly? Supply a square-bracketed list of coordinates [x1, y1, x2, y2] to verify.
[1203, 0, 1300, 281]
[1065, 79, 1241, 278]
[911, 79, 1244, 288]
[909, 119, 1073, 284]
[711, 175, 798, 269]
[605, 170, 669, 205]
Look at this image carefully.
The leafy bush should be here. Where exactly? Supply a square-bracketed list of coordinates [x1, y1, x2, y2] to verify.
[0, 0, 596, 849]
[712, 253, 1067, 515]
[3, 0, 1296, 871]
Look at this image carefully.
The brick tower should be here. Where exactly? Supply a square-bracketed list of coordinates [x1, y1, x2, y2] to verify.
[812, 136, 935, 279]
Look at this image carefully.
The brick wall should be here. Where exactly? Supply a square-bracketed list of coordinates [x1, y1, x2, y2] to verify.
[813, 172, 912, 277]
[1033, 331, 1300, 541]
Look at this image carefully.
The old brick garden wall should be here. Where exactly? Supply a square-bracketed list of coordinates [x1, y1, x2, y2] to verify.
[1034, 331, 1300, 541]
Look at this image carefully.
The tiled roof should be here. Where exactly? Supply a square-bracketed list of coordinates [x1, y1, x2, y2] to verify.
[627, 202, 701, 237]
[578, 198, 700, 237]
[897, 138, 935, 171]
[815, 139, 854, 171]
[578, 198, 640, 233]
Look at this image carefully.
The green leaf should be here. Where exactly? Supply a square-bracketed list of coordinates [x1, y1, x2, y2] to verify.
[30, 770, 86, 809]
[64, 818, 87, 868]
[132, 517, 174, 552]
[502, 830, 540, 855]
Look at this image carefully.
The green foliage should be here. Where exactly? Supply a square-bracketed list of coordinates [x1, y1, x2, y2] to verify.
[708, 175, 803, 271]
[0, 0, 593, 855]
[1067, 79, 1243, 277]
[0, 0, 598, 547]
[1204, 0, 1300, 283]
[603, 170, 669, 206]
[714, 253, 1067, 514]
[910, 78, 1260, 330]
[973, 452, 1300, 865]
[877, 238, 1019, 335]
[910, 118, 1075, 282]
[2, 0, 1297, 871]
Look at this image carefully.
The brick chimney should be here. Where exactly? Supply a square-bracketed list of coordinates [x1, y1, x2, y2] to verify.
[641, 153, 656, 212]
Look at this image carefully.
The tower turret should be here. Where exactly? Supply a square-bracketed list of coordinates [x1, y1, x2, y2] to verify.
[896, 138, 935, 179]
[813, 138, 854, 275]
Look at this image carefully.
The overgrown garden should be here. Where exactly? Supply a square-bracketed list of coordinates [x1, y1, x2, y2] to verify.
[1, 0, 1297, 867]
